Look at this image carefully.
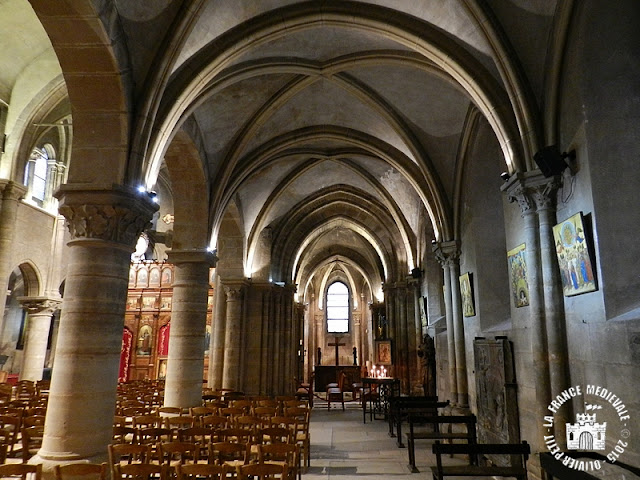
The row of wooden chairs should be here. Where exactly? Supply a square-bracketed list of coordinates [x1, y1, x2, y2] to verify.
[109, 442, 296, 480]
[0, 461, 289, 480]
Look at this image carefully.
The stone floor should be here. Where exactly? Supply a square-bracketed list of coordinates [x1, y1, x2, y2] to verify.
[306, 400, 464, 479]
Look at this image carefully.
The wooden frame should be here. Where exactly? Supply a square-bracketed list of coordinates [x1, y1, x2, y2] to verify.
[375, 340, 392, 365]
[156, 357, 168, 380]
[459, 272, 475, 317]
[552, 212, 597, 296]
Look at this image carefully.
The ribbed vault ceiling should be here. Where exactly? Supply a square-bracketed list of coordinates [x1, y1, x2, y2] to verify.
[2, 0, 559, 299]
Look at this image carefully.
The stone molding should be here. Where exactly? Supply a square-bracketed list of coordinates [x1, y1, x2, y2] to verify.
[56, 185, 158, 247]
[18, 296, 62, 315]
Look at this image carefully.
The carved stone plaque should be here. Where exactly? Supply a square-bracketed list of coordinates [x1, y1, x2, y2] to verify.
[474, 337, 520, 455]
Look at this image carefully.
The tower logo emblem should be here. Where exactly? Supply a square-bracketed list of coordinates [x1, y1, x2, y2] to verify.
[542, 384, 630, 473]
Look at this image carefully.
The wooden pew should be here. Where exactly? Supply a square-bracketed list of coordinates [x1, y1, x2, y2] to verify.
[431, 440, 530, 480]
[387, 396, 449, 447]
[405, 414, 476, 473]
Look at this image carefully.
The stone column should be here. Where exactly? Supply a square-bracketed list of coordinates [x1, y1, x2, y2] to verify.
[43, 157, 58, 210]
[0, 181, 27, 332]
[164, 249, 217, 409]
[209, 273, 226, 390]
[504, 173, 552, 446]
[433, 243, 458, 405]
[222, 282, 246, 391]
[18, 297, 61, 381]
[32, 186, 156, 468]
[531, 174, 570, 444]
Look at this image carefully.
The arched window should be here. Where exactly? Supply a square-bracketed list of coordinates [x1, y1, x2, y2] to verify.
[326, 281, 349, 333]
[24, 147, 48, 206]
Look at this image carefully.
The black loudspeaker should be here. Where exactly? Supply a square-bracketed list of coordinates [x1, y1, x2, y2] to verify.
[534, 145, 568, 177]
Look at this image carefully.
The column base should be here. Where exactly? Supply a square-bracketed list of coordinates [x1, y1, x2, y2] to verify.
[29, 451, 108, 479]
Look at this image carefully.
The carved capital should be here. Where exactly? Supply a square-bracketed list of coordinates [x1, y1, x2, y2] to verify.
[432, 240, 460, 268]
[56, 185, 158, 248]
[223, 283, 245, 301]
[502, 171, 562, 216]
[18, 296, 62, 315]
[0, 180, 27, 202]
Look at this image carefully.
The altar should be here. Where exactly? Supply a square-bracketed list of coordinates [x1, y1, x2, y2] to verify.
[314, 366, 361, 392]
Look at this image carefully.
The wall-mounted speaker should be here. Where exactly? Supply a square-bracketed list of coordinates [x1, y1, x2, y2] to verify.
[534, 145, 574, 177]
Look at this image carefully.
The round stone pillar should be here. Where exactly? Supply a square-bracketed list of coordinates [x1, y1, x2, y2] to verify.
[31, 186, 156, 468]
[164, 249, 217, 409]
[222, 282, 246, 391]
[18, 297, 61, 381]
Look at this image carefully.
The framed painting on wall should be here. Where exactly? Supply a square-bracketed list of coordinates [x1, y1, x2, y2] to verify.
[553, 212, 597, 296]
[156, 357, 168, 380]
[507, 243, 530, 307]
[459, 272, 475, 317]
[375, 340, 392, 365]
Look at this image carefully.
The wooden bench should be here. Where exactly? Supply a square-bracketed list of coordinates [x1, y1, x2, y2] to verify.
[388, 396, 449, 447]
[405, 414, 476, 473]
[431, 441, 530, 480]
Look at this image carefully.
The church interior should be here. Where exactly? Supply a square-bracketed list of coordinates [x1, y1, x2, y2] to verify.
[0, 0, 638, 478]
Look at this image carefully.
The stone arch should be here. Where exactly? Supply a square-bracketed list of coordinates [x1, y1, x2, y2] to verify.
[161, 129, 210, 250]
[15, 261, 41, 298]
[29, 3, 134, 186]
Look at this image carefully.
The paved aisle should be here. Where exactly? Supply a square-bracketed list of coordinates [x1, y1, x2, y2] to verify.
[306, 403, 440, 479]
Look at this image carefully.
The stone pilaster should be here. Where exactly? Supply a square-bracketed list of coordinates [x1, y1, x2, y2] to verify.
[31, 185, 157, 468]
[222, 282, 246, 391]
[0, 181, 27, 334]
[164, 249, 217, 409]
[18, 297, 61, 381]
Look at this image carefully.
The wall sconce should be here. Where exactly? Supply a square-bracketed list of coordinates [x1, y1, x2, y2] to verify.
[411, 268, 423, 279]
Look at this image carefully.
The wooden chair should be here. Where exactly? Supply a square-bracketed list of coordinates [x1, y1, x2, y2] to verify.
[218, 427, 253, 445]
[236, 463, 288, 480]
[114, 464, 168, 480]
[189, 406, 216, 424]
[137, 427, 174, 460]
[156, 441, 199, 467]
[157, 406, 183, 416]
[200, 415, 227, 429]
[178, 427, 219, 462]
[0, 442, 8, 464]
[113, 425, 138, 444]
[0, 463, 42, 480]
[294, 374, 313, 407]
[209, 442, 249, 469]
[0, 414, 21, 453]
[21, 425, 44, 462]
[326, 372, 346, 411]
[175, 464, 228, 480]
[258, 427, 292, 445]
[53, 463, 108, 480]
[22, 415, 45, 427]
[108, 443, 152, 480]
[283, 407, 310, 470]
[257, 443, 299, 480]
[133, 414, 162, 429]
